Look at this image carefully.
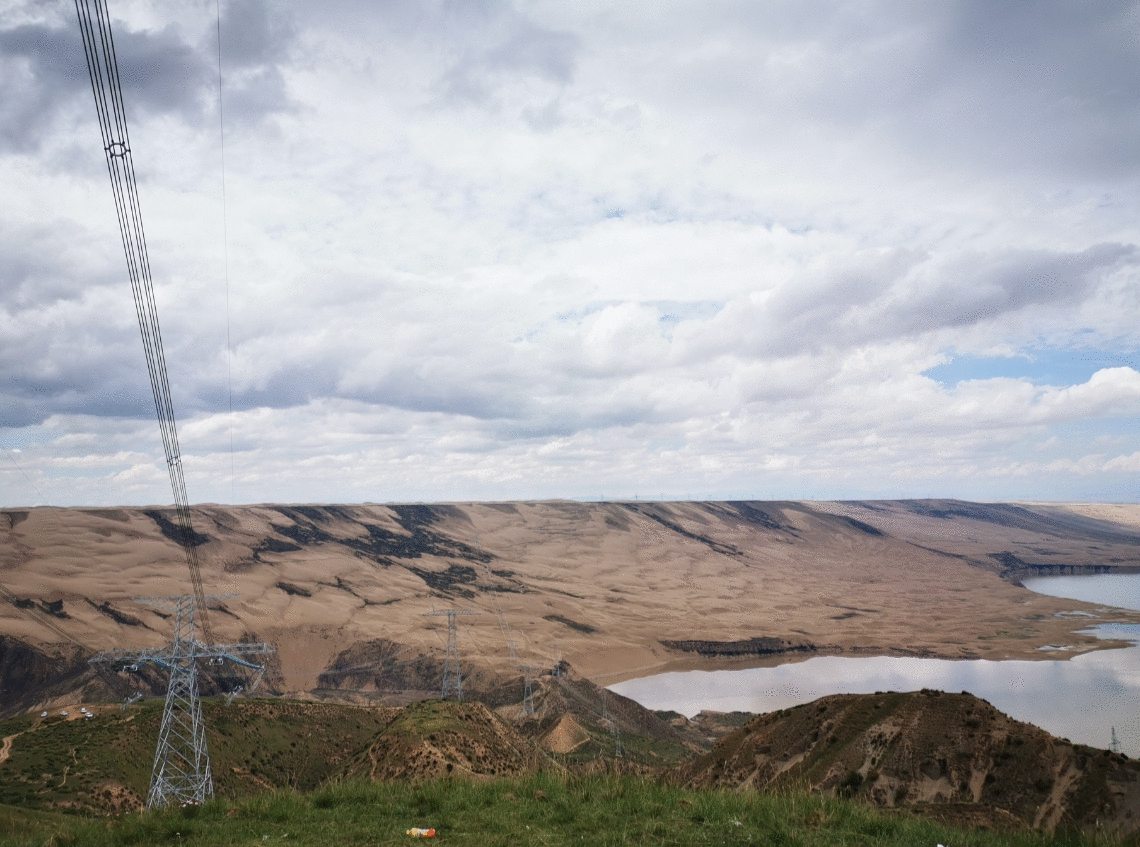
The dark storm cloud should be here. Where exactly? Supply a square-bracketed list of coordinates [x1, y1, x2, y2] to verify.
[666, 0, 1140, 181]
[894, 243, 1138, 333]
[206, 364, 338, 414]
[219, 0, 294, 67]
[433, 17, 579, 109]
[0, 339, 156, 427]
[707, 243, 1137, 360]
[0, 229, 87, 309]
[927, 0, 1140, 177]
[0, 21, 92, 152]
[0, 19, 208, 152]
[216, 0, 297, 125]
[341, 368, 531, 421]
[0, 0, 295, 152]
[299, 0, 580, 110]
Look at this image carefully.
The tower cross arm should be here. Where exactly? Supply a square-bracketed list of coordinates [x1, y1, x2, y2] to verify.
[89, 646, 167, 665]
[200, 642, 273, 658]
[89, 641, 272, 665]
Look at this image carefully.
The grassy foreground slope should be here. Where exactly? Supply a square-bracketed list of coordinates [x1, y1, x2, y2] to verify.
[0, 773, 1121, 847]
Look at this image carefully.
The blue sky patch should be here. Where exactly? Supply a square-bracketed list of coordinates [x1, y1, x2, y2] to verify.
[924, 348, 1139, 388]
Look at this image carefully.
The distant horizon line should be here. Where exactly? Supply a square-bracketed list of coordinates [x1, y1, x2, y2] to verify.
[3, 497, 1137, 510]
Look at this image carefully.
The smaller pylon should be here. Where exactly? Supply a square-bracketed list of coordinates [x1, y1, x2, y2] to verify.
[424, 607, 478, 700]
[600, 690, 623, 757]
[520, 664, 536, 717]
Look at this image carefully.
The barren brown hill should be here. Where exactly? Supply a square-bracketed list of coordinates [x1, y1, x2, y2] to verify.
[338, 699, 556, 782]
[1, 500, 1138, 713]
[670, 689, 1140, 838]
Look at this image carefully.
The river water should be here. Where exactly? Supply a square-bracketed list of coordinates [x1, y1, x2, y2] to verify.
[609, 573, 1140, 757]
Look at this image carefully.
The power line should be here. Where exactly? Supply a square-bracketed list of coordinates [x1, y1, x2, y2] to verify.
[73, 0, 212, 644]
[214, 0, 237, 512]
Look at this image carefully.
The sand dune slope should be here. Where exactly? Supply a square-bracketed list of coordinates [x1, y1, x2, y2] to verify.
[1, 500, 1137, 697]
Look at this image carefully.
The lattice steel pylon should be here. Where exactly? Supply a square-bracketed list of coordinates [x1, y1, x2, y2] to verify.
[520, 664, 536, 717]
[90, 595, 271, 808]
[424, 607, 478, 700]
[600, 689, 624, 757]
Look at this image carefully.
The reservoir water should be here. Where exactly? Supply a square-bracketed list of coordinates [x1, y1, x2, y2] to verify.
[609, 573, 1140, 757]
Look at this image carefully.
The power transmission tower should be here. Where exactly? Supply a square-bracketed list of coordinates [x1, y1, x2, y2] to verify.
[520, 664, 536, 717]
[424, 607, 478, 700]
[90, 595, 270, 808]
[600, 689, 623, 757]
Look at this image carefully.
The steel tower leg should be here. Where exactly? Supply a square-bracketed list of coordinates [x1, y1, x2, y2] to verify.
[441, 611, 462, 700]
[423, 607, 477, 701]
[523, 665, 535, 716]
[89, 594, 271, 809]
[147, 596, 213, 807]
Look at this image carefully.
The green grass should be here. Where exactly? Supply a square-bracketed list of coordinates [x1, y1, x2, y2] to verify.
[0, 698, 402, 812]
[0, 773, 1122, 847]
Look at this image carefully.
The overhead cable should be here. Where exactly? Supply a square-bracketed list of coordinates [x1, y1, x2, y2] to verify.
[73, 0, 213, 643]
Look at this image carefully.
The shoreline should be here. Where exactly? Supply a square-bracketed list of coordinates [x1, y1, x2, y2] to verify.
[581, 614, 1140, 688]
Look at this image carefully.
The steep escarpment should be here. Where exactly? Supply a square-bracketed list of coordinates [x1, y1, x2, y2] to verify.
[659, 636, 814, 658]
[671, 690, 1140, 837]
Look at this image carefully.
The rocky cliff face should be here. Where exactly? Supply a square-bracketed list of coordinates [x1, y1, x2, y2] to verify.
[671, 690, 1140, 838]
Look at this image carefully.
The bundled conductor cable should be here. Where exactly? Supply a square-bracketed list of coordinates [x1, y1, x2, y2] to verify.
[74, 0, 212, 643]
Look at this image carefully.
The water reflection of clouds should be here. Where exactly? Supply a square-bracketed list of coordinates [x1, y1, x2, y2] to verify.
[610, 642, 1140, 757]
[611, 578, 1140, 755]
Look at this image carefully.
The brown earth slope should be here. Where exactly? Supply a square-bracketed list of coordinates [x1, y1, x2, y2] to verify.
[671, 690, 1140, 838]
[1, 500, 1138, 713]
[338, 699, 556, 782]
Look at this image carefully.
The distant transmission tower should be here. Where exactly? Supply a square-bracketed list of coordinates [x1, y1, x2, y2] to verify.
[1112, 726, 1122, 755]
[520, 664, 536, 717]
[424, 607, 478, 700]
[600, 689, 623, 757]
[91, 595, 270, 808]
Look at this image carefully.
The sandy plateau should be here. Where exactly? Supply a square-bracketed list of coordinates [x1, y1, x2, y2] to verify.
[1, 499, 1139, 700]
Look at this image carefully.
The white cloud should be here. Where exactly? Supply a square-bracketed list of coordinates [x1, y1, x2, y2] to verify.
[1105, 452, 1140, 473]
[1, 1, 1138, 506]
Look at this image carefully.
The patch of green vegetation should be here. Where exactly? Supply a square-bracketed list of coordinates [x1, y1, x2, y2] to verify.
[388, 700, 468, 737]
[0, 773, 1109, 847]
[0, 698, 399, 813]
[799, 692, 905, 785]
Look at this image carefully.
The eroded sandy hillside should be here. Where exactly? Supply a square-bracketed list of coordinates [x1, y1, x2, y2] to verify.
[1, 500, 1138, 702]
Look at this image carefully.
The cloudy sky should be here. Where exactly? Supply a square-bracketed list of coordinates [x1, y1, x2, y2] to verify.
[2, 0, 1138, 507]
